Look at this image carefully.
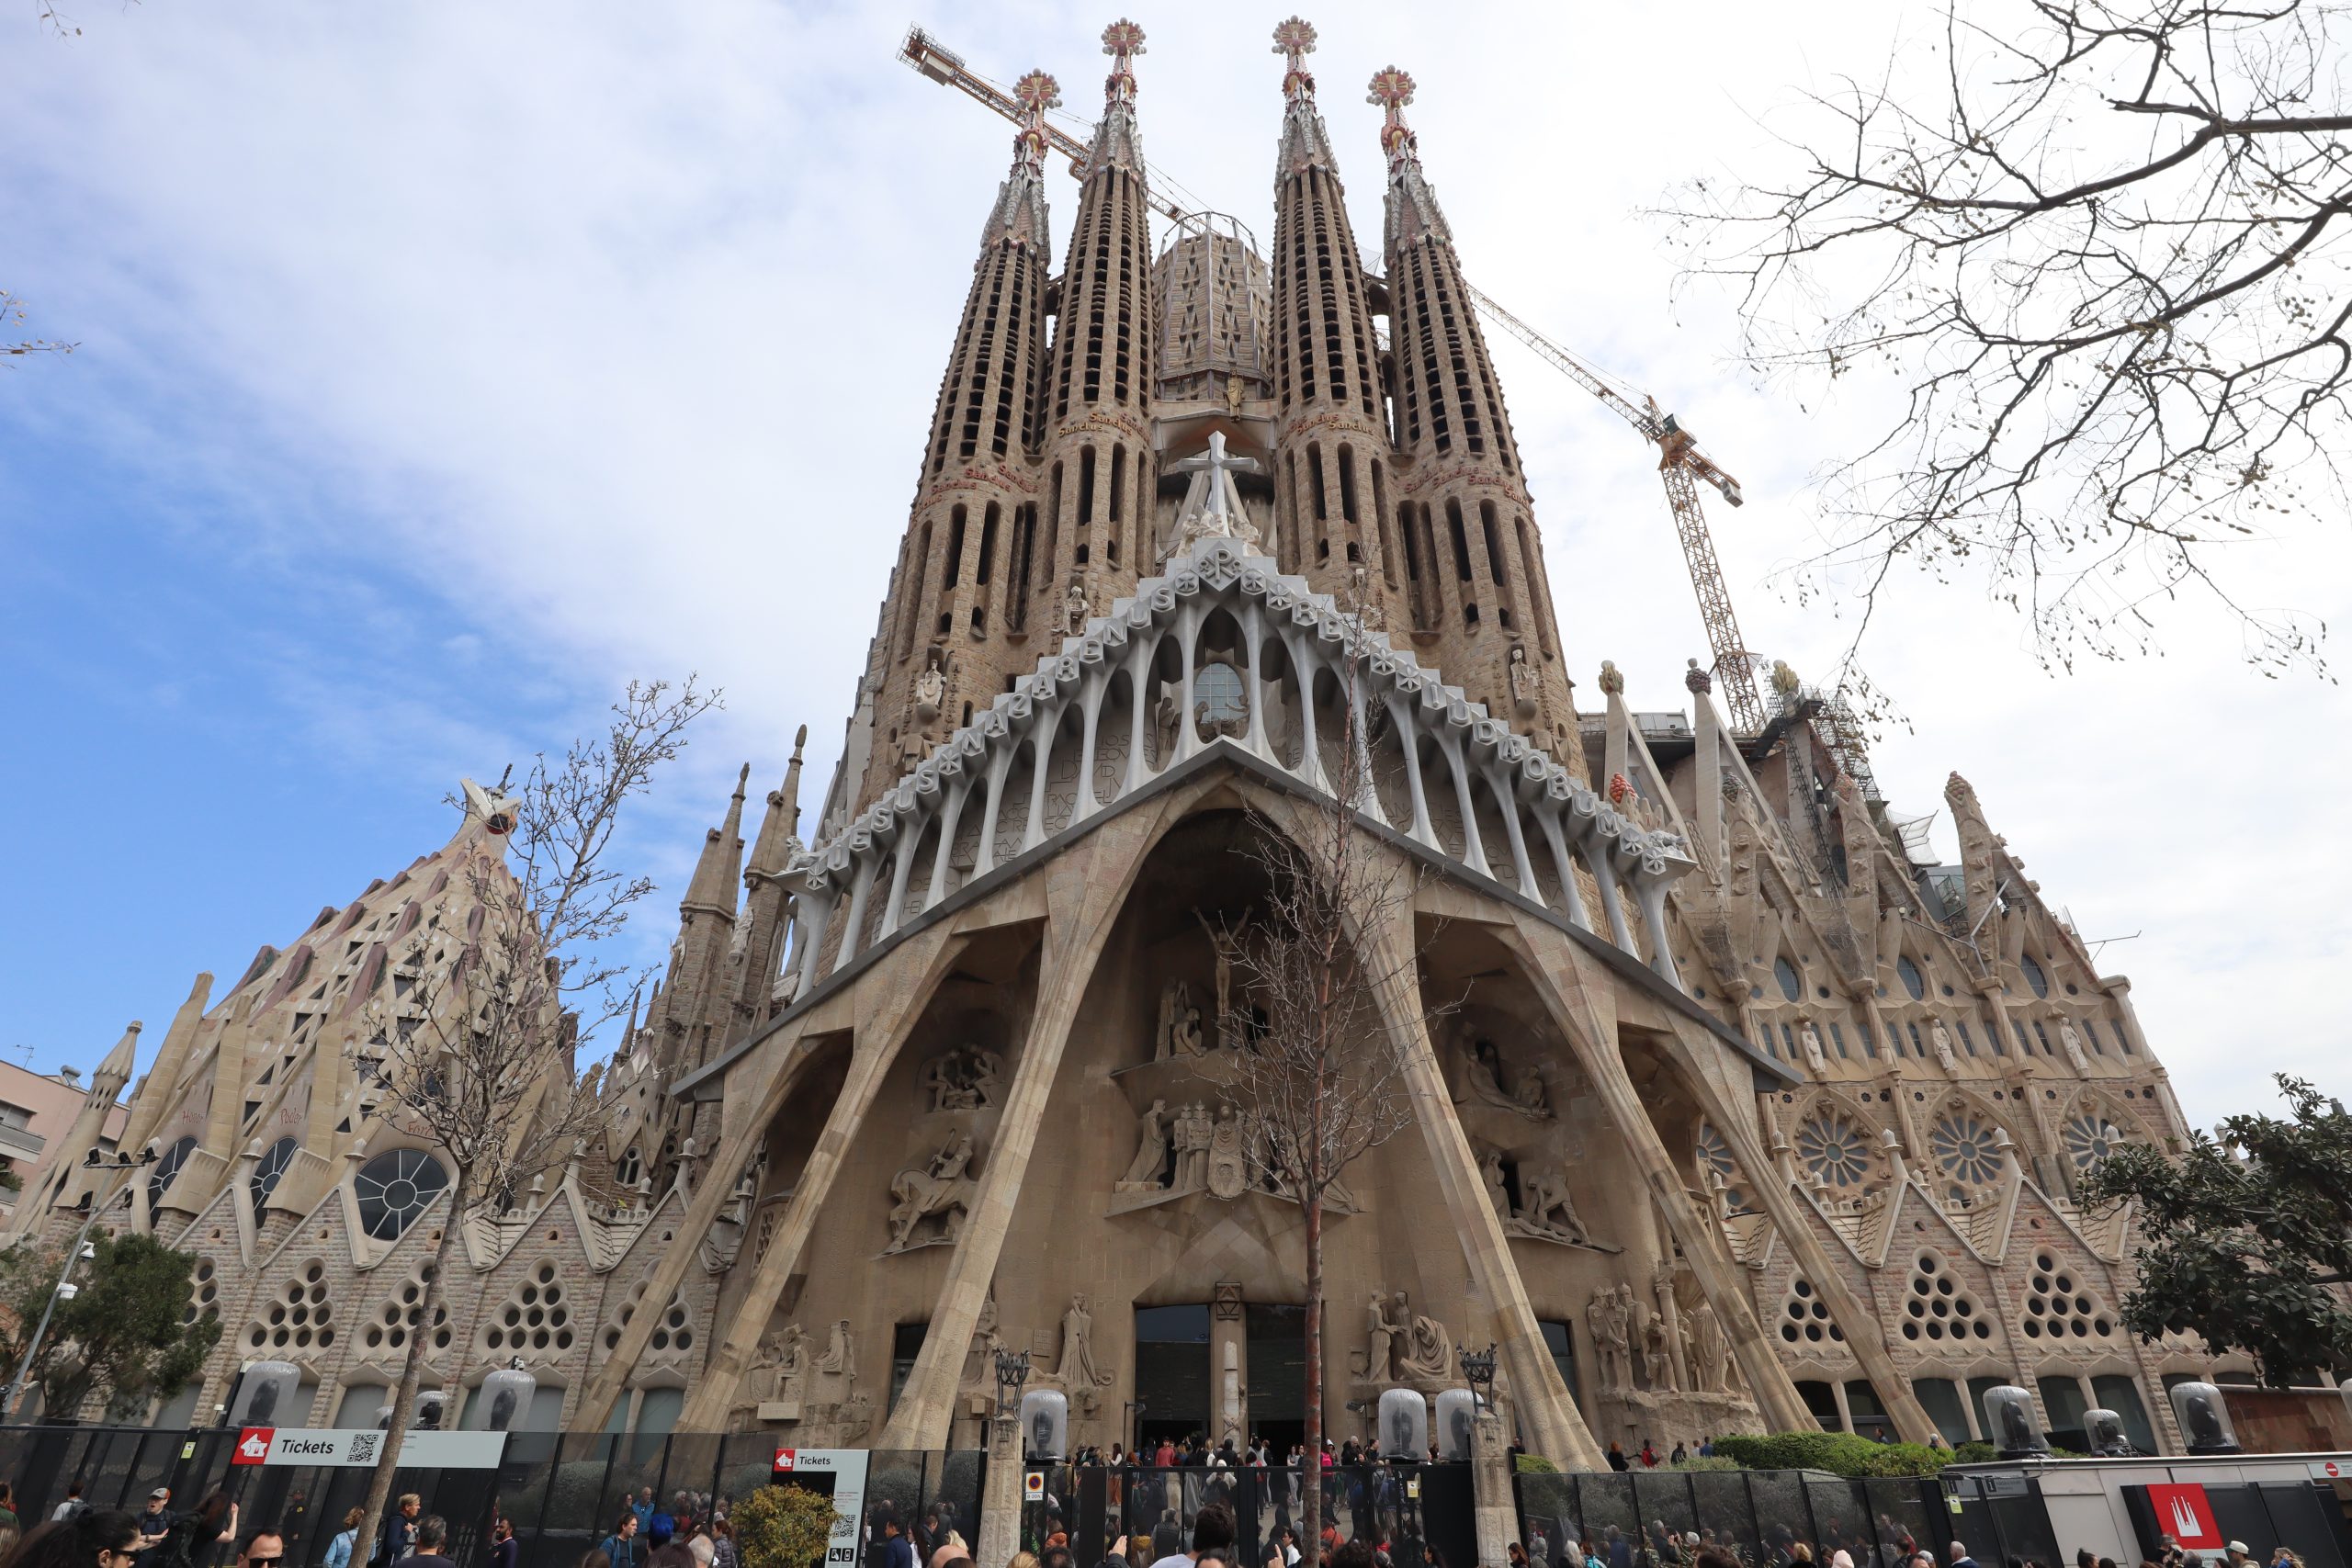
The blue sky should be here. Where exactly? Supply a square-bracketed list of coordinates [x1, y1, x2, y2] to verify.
[5, 0, 2347, 1124]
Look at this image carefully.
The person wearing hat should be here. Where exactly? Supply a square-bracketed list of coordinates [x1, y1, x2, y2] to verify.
[132, 1489, 175, 1568]
[2224, 1545, 2255, 1568]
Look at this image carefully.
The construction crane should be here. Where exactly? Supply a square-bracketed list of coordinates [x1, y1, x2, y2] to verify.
[899, 26, 1770, 733]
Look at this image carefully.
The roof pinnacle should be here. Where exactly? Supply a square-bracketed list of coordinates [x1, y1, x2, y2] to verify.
[1367, 65, 1419, 168]
[1011, 68, 1059, 174]
[1273, 17, 1317, 100]
[1101, 18, 1146, 106]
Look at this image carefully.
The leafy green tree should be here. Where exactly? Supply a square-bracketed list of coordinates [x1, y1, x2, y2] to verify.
[0, 1232, 220, 1419]
[731, 1484, 840, 1568]
[2081, 1075, 2352, 1387]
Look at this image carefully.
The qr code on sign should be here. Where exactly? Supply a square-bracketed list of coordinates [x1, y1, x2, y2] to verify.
[350, 1433, 380, 1465]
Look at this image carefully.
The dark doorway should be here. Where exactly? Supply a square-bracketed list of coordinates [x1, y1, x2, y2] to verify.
[1136, 1303, 1212, 1448]
[1247, 1303, 1307, 1455]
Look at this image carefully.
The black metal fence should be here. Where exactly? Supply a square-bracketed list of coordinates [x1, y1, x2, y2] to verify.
[1512, 1469, 2054, 1568]
[0, 1427, 981, 1568]
[1022, 1461, 1476, 1568]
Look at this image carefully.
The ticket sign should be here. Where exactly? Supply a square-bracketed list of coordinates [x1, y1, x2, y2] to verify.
[2144, 1483, 2223, 1551]
[229, 1427, 507, 1470]
[770, 1449, 868, 1568]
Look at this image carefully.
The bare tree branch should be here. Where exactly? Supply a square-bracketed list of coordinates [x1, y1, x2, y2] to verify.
[1660, 0, 2351, 677]
[3, 291, 74, 363]
[348, 676, 719, 1563]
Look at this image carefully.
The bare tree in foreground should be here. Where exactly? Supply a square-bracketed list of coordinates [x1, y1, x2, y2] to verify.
[4, 291, 73, 363]
[1217, 605, 1450, 1546]
[349, 677, 719, 1562]
[1663, 0, 2352, 676]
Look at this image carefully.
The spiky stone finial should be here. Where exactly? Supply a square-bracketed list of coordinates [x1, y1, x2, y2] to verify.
[1102, 18, 1146, 106]
[1012, 69, 1060, 171]
[1368, 65, 1419, 163]
[1273, 17, 1317, 97]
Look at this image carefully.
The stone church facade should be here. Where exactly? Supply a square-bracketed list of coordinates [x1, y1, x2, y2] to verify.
[19, 19, 2235, 1459]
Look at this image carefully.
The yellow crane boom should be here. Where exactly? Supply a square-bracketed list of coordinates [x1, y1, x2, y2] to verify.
[898, 26, 1769, 733]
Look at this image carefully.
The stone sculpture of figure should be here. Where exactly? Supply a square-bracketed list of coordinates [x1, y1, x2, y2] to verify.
[1463, 1037, 1551, 1121]
[913, 647, 946, 722]
[887, 1127, 976, 1250]
[1688, 1300, 1727, 1393]
[1064, 573, 1090, 637]
[922, 1053, 961, 1111]
[1226, 373, 1245, 419]
[1509, 645, 1538, 718]
[1513, 1164, 1591, 1245]
[2060, 1021, 2089, 1073]
[1174, 1102, 1215, 1190]
[1119, 1099, 1170, 1189]
[748, 1330, 786, 1403]
[1626, 1290, 1657, 1387]
[1586, 1289, 1622, 1393]
[1396, 1293, 1453, 1382]
[1192, 909, 1251, 1043]
[965, 1047, 1002, 1107]
[1057, 1292, 1114, 1387]
[1598, 660, 1625, 697]
[1367, 1291, 1396, 1382]
[963, 1293, 1005, 1391]
[1801, 1021, 1828, 1075]
[1604, 1286, 1637, 1392]
[1931, 1020, 1960, 1075]
[1156, 980, 1204, 1059]
[1479, 1146, 1510, 1222]
[1206, 1101, 1248, 1200]
[1642, 1310, 1677, 1392]
[817, 1319, 854, 1385]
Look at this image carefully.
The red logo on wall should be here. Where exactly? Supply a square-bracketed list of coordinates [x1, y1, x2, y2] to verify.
[233, 1427, 274, 1465]
[2146, 1483, 2223, 1550]
[773, 1449, 796, 1472]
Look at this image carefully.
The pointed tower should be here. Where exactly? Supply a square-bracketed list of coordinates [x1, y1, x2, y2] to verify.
[861, 69, 1062, 809]
[35, 1022, 141, 1220]
[735, 725, 809, 1021]
[1032, 21, 1159, 630]
[1266, 17, 1399, 614]
[647, 764, 750, 1084]
[1371, 67, 1581, 771]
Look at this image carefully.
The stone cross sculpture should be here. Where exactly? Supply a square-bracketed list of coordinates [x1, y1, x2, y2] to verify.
[1166, 431, 1264, 557]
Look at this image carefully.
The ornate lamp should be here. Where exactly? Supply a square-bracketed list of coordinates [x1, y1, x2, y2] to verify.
[993, 1347, 1032, 1417]
[1461, 1344, 1498, 1412]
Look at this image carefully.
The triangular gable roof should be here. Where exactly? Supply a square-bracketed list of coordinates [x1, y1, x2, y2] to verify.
[787, 532, 1699, 988]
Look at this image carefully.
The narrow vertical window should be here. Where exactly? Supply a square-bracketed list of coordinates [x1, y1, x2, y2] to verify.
[1446, 500, 1473, 581]
[977, 503, 1000, 586]
[943, 505, 967, 591]
[1078, 446, 1097, 525]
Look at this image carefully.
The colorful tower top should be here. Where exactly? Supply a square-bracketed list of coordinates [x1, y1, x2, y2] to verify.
[1272, 17, 1337, 172]
[1012, 69, 1059, 175]
[1371, 65, 1452, 251]
[1087, 18, 1148, 177]
[979, 67, 1058, 252]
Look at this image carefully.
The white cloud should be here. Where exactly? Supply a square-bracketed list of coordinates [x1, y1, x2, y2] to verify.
[4, 0, 2343, 1122]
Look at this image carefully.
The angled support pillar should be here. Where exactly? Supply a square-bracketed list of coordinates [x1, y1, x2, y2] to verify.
[1652, 1009, 1942, 1444]
[1354, 892, 1606, 1471]
[669, 922, 969, 1432]
[876, 795, 1175, 1448]
[1504, 915, 1817, 1436]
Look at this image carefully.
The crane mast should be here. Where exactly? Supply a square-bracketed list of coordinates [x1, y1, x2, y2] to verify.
[897, 26, 1770, 733]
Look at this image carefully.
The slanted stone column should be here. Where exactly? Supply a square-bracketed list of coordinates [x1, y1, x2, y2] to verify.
[1470, 1409, 1516, 1568]
[977, 1415, 1024, 1568]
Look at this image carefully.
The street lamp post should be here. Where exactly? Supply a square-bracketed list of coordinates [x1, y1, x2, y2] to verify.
[993, 1348, 1031, 1417]
[4, 1147, 158, 1423]
[1460, 1344, 1498, 1414]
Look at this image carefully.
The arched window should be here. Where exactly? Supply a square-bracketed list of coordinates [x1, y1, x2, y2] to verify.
[251, 1135, 301, 1211]
[149, 1135, 198, 1211]
[355, 1148, 449, 1241]
[1774, 957, 1803, 1002]
[2020, 954, 2050, 998]
[1896, 955, 1928, 1001]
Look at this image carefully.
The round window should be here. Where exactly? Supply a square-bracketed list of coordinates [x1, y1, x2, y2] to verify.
[355, 1148, 450, 1240]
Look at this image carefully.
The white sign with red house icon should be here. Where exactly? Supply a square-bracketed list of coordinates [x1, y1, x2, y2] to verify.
[765, 1450, 867, 1568]
[232, 1427, 274, 1464]
[231, 1428, 505, 1469]
[2145, 1483, 2224, 1550]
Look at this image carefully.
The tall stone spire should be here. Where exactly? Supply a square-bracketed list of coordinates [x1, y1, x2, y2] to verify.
[682, 763, 750, 919]
[734, 726, 811, 1028]
[1266, 17, 1397, 615]
[1371, 66, 1581, 774]
[1032, 19, 1159, 632]
[862, 69, 1063, 811]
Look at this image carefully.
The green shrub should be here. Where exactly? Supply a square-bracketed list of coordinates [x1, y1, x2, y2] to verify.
[1516, 1453, 1560, 1473]
[735, 1483, 841, 1568]
[1711, 1432, 1952, 1477]
[1951, 1441, 1997, 1465]
[1669, 1455, 1745, 1472]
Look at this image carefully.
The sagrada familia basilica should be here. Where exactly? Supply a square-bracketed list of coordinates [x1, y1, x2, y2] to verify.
[15, 20, 2227, 1462]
